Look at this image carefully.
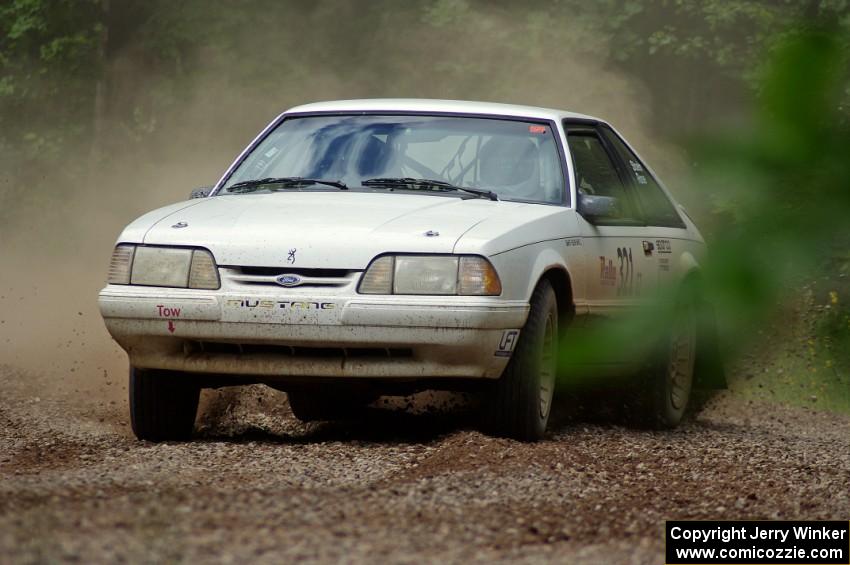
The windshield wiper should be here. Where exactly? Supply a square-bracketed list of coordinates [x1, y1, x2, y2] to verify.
[362, 177, 498, 201]
[226, 177, 348, 193]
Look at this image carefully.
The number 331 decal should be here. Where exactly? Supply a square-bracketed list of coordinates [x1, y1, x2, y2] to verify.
[616, 247, 642, 296]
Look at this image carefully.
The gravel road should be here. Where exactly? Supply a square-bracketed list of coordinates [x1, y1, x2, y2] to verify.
[2, 364, 849, 564]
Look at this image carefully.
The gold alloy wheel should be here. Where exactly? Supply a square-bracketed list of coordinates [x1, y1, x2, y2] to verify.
[668, 306, 696, 411]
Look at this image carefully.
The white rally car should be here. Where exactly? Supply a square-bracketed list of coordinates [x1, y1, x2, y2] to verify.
[99, 99, 721, 442]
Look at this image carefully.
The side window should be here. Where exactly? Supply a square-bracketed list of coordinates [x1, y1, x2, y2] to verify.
[601, 126, 685, 228]
[566, 132, 637, 221]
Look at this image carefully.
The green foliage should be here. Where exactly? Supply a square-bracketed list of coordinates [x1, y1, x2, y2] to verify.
[422, 0, 471, 27]
[547, 0, 850, 134]
[0, 0, 105, 196]
[700, 27, 850, 271]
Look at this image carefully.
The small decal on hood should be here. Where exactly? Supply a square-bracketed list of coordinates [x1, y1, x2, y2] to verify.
[287, 248, 297, 264]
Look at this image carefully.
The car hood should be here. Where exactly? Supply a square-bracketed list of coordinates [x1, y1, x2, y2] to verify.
[121, 192, 535, 269]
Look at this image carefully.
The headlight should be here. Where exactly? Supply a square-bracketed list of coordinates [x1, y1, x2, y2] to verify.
[358, 254, 501, 296]
[132, 247, 193, 287]
[106, 244, 220, 289]
[395, 256, 458, 295]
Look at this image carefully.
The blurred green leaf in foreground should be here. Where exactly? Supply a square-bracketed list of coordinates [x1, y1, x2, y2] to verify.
[559, 23, 850, 411]
[700, 24, 850, 335]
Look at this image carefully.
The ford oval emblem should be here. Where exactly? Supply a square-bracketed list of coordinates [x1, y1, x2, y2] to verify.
[275, 274, 303, 287]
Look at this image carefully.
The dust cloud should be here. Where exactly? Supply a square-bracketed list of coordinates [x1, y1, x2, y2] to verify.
[0, 2, 688, 418]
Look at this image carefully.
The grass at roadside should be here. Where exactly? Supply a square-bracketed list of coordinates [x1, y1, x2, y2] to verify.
[730, 272, 850, 414]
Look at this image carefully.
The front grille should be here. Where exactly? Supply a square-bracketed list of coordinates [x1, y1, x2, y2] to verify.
[221, 266, 360, 288]
[237, 266, 352, 278]
[191, 341, 412, 359]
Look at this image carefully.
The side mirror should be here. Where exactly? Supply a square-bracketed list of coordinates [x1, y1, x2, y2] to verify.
[189, 186, 212, 199]
[578, 193, 619, 220]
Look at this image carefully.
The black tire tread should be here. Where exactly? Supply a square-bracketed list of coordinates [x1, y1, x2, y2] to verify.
[486, 279, 557, 441]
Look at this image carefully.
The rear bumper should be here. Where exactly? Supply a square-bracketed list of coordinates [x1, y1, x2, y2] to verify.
[98, 286, 529, 380]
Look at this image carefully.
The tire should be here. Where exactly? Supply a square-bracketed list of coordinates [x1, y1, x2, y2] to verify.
[638, 291, 698, 428]
[485, 279, 558, 441]
[287, 390, 374, 422]
[129, 367, 200, 441]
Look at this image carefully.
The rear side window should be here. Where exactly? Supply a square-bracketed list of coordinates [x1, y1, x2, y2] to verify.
[601, 126, 685, 228]
[567, 132, 638, 221]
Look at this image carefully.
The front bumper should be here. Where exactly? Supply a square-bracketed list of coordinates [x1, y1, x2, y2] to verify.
[98, 286, 529, 380]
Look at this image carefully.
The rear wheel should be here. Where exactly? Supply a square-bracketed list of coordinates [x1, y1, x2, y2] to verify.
[485, 279, 558, 441]
[129, 367, 200, 441]
[639, 294, 697, 428]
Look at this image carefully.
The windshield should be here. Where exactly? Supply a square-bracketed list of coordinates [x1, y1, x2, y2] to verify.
[220, 114, 566, 204]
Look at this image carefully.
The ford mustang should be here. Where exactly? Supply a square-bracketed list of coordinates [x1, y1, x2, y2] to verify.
[99, 99, 720, 442]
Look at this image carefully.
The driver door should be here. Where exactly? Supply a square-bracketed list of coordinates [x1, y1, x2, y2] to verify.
[564, 123, 657, 316]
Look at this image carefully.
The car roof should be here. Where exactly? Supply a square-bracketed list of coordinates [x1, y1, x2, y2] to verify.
[284, 99, 601, 123]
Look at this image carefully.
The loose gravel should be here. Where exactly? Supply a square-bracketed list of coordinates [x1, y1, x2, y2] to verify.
[1, 365, 849, 564]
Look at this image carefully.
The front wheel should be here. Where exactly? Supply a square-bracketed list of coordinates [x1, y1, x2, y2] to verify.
[129, 367, 200, 441]
[484, 279, 558, 441]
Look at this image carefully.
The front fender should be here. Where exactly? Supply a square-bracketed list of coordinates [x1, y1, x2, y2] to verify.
[489, 243, 575, 304]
